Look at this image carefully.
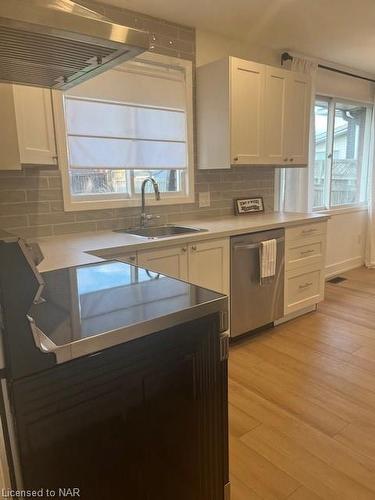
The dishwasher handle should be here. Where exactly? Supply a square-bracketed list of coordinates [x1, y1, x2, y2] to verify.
[233, 237, 284, 251]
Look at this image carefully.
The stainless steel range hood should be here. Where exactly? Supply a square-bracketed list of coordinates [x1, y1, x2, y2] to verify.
[0, 0, 150, 90]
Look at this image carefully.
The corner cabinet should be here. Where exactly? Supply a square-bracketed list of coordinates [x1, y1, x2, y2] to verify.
[0, 84, 57, 170]
[197, 57, 311, 169]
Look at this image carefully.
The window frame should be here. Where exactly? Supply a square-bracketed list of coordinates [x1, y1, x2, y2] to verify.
[53, 52, 195, 212]
[313, 95, 372, 212]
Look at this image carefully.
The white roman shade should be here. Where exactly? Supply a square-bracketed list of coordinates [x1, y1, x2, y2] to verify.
[65, 59, 188, 170]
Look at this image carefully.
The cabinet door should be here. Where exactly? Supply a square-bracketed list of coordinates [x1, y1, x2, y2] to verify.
[230, 58, 265, 165]
[285, 263, 324, 315]
[284, 72, 311, 166]
[263, 66, 288, 165]
[137, 245, 188, 280]
[13, 85, 57, 166]
[188, 239, 229, 294]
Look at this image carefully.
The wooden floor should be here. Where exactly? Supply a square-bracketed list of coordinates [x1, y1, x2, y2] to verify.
[229, 266, 375, 500]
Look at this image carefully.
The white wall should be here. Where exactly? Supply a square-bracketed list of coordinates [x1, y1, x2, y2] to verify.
[196, 29, 280, 67]
[325, 209, 367, 277]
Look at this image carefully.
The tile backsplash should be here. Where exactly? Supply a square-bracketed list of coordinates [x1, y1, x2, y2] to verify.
[0, 1, 275, 239]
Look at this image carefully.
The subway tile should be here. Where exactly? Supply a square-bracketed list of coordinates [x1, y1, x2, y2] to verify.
[76, 209, 114, 221]
[0, 191, 26, 203]
[53, 222, 97, 235]
[27, 189, 63, 201]
[49, 201, 65, 212]
[48, 177, 62, 188]
[11, 225, 54, 239]
[24, 166, 59, 176]
[0, 215, 28, 228]
[28, 213, 75, 226]
[0, 177, 48, 190]
[0, 202, 50, 216]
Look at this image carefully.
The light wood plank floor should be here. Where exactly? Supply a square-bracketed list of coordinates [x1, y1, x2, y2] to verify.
[229, 266, 375, 500]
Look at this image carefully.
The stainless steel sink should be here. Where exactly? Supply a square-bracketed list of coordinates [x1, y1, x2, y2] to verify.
[114, 225, 207, 239]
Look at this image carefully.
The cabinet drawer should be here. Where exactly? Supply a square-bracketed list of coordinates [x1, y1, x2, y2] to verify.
[285, 265, 324, 314]
[286, 238, 325, 270]
[287, 222, 325, 242]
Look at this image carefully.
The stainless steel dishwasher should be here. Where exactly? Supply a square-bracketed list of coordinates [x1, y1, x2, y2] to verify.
[231, 229, 284, 337]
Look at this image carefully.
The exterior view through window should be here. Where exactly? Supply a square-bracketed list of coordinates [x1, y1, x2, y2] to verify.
[313, 97, 372, 209]
[57, 54, 194, 210]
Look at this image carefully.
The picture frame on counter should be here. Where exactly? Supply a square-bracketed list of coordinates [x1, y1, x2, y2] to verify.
[234, 197, 264, 215]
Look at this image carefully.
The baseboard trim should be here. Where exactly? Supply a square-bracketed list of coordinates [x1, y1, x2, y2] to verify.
[274, 304, 317, 325]
[325, 256, 363, 279]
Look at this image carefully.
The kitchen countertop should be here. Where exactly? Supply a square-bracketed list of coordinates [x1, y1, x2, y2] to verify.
[28, 259, 228, 362]
[35, 212, 329, 273]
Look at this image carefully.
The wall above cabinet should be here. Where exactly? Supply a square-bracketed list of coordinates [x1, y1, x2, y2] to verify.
[197, 57, 311, 170]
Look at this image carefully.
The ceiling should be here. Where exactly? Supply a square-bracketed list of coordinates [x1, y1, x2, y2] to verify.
[100, 0, 375, 75]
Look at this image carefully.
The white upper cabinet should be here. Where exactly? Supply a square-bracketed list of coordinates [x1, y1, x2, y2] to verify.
[230, 59, 265, 165]
[262, 66, 288, 164]
[284, 72, 311, 165]
[0, 84, 57, 170]
[197, 57, 311, 169]
[13, 85, 57, 166]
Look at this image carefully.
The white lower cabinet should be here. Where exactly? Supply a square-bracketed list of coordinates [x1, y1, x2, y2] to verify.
[137, 238, 229, 294]
[283, 221, 327, 317]
[137, 244, 189, 281]
[188, 239, 229, 294]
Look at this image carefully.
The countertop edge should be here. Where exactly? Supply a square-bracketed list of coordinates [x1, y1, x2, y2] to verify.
[35, 213, 330, 272]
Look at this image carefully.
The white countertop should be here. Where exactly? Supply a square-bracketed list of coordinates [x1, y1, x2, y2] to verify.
[35, 212, 329, 273]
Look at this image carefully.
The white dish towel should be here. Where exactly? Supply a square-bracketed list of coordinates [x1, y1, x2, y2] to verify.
[260, 239, 277, 280]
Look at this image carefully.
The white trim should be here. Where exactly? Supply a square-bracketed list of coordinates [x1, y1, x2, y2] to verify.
[314, 204, 368, 216]
[53, 52, 195, 212]
[325, 256, 363, 278]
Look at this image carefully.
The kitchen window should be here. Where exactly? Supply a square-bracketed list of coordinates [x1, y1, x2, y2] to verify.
[313, 96, 372, 210]
[54, 53, 194, 211]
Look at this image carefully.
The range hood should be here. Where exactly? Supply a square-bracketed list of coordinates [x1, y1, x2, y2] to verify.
[0, 0, 150, 90]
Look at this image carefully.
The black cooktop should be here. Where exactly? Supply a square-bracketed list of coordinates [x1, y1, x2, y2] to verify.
[28, 260, 224, 348]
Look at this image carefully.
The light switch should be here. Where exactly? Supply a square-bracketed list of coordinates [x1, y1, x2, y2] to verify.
[199, 191, 211, 208]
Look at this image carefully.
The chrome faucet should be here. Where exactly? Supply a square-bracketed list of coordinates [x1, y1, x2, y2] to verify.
[140, 177, 161, 227]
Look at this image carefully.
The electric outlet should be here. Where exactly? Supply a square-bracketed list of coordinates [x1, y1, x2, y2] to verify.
[199, 191, 211, 208]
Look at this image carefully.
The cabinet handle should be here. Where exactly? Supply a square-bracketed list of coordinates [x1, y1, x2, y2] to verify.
[191, 245, 197, 251]
[300, 249, 314, 256]
[299, 281, 313, 290]
[289, 158, 294, 162]
[181, 247, 187, 252]
[283, 158, 288, 162]
[233, 156, 239, 162]
[302, 228, 317, 234]
[128, 255, 136, 262]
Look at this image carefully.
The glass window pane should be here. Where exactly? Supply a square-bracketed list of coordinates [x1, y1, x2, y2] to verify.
[70, 169, 129, 196]
[68, 136, 187, 169]
[314, 100, 329, 209]
[66, 99, 186, 141]
[133, 170, 185, 193]
[331, 102, 367, 207]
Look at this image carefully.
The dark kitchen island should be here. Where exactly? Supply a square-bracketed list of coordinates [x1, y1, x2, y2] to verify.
[0, 237, 229, 500]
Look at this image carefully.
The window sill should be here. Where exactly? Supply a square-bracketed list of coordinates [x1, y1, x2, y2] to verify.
[313, 204, 368, 216]
[63, 193, 195, 212]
